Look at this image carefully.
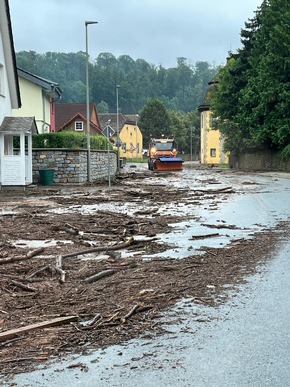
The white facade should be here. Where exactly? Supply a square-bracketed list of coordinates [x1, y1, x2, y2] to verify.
[0, 32, 14, 122]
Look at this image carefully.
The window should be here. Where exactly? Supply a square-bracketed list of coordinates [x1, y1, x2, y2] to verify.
[122, 143, 126, 153]
[210, 148, 216, 157]
[75, 121, 83, 131]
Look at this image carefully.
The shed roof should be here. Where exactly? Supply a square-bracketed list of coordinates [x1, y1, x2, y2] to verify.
[0, 116, 38, 134]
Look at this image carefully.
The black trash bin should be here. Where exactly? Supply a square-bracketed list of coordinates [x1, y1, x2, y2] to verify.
[39, 169, 55, 186]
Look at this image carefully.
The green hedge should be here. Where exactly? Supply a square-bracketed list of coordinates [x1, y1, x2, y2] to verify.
[32, 132, 111, 150]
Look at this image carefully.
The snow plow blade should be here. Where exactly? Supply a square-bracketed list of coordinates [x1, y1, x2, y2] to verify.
[154, 157, 184, 171]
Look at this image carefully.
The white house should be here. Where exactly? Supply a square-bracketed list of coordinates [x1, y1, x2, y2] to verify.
[0, 0, 37, 186]
[0, 0, 21, 120]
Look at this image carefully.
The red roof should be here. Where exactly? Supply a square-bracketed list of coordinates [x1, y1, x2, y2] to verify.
[55, 103, 101, 131]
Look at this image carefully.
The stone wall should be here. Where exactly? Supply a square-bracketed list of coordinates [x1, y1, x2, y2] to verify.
[229, 150, 290, 172]
[32, 149, 117, 184]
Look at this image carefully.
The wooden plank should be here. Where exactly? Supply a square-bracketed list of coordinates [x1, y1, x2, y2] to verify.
[0, 315, 78, 343]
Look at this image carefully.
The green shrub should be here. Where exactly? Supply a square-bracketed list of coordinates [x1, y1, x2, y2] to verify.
[32, 132, 111, 150]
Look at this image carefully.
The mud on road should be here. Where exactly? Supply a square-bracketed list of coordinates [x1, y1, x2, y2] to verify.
[0, 167, 289, 378]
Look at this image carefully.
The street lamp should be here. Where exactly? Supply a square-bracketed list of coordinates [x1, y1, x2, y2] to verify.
[190, 126, 193, 162]
[116, 85, 120, 171]
[106, 119, 111, 189]
[85, 20, 98, 183]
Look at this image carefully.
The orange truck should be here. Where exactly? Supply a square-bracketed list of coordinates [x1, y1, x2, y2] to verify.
[147, 138, 184, 171]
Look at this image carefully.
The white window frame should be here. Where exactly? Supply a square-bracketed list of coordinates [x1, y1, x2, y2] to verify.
[75, 121, 84, 131]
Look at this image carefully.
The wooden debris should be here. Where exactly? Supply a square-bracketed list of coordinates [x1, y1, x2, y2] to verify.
[55, 268, 66, 283]
[121, 304, 140, 323]
[26, 265, 52, 279]
[0, 316, 78, 343]
[84, 269, 115, 284]
[53, 224, 79, 235]
[62, 236, 134, 259]
[194, 186, 234, 194]
[11, 280, 36, 292]
[106, 250, 121, 259]
[0, 247, 44, 265]
[190, 233, 220, 240]
[134, 208, 159, 215]
[79, 313, 102, 328]
[55, 255, 66, 283]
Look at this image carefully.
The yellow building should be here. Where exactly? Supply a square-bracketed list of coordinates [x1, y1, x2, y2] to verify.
[198, 79, 228, 165]
[99, 113, 143, 160]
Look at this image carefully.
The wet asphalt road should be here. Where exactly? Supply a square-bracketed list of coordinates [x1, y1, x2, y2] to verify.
[3, 165, 290, 386]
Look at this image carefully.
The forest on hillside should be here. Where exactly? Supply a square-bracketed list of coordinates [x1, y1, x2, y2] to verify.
[16, 51, 219, 115]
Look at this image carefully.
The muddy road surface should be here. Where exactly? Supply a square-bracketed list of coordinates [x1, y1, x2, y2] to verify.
[1, 163, 290, 385]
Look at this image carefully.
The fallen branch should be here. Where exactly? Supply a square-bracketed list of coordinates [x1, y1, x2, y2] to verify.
[55, 255, 66, 283]
[55, 268, 66, 283]
[62, 236, 134, 259]
[121, 304, 140, 323]
[11, 280, 36, 292]
[0, 247, 44, 265]
[79, 313, 102, 328]
[194, 187, 234, 194]
[84, 269, 115, 284]
[190, 233, 220, 240]
[106, 251, 121, 259]
[26, 265, 52, 279]
[134, 208, 159, 215]
[0, 316, 78, 343]
[53, 224, 79, 235]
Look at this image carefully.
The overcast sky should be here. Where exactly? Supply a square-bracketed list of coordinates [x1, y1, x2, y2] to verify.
[9, 0, 262, 68]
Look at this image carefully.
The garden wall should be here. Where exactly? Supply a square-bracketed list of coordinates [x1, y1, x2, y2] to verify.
[229, 150, 290, 172]
[32, 149, 117, 184]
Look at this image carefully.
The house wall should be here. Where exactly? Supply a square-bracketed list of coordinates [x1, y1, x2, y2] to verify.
[12, 77, 51, 133]
[200, 110, 228, 165]
[32, 149, 117, 184]
[119, 123, 143, 160]
[0, 35, 13, 122]
[62, 118, 101, 136]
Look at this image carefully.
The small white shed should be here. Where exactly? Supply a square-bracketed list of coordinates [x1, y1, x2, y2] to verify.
[0, 117, 38, 186]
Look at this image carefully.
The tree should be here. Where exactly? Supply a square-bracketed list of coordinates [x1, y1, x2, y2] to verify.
[16, 50, 219, 116]
[168, 110, 187, 152]
[184, 111, 201, 155]
[212, 0, 290, 156]
[138, 99, 171, 147]
[97, 101, 109, 113]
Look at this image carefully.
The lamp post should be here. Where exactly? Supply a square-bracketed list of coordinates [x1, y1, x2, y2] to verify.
[85, 20, 98, 183]
[106, 119, 111, 189]
[116, 85, 120, 171]
[190, 126, 193, 162]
